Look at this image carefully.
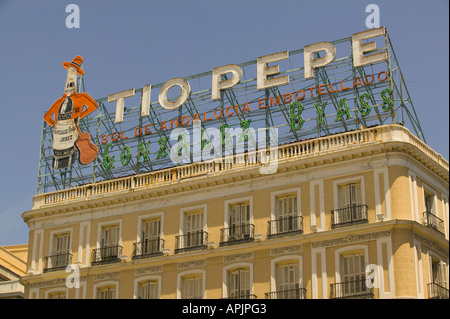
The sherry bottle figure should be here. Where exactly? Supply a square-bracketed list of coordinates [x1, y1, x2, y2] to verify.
[43, 56, 98, 169]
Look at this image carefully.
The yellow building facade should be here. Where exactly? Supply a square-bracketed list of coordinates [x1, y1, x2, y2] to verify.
[20, 124, 449, 299]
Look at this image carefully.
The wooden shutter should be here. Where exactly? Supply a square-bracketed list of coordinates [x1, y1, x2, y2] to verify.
[182, 276, 203, 299]
[229, 269, 250, 298]
[276, 263, 299, 292]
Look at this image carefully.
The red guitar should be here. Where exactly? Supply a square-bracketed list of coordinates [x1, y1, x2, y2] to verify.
[75, 122, 99, 165]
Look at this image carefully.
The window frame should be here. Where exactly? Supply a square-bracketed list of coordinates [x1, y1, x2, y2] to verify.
[134, 275, 161, 299]
[222, 262, 254, 299]
[270, 256, 303, 296]
[177, 269, 206, 299]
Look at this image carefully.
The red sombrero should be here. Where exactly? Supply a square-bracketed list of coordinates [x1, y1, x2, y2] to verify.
[62, 56, 85, 75]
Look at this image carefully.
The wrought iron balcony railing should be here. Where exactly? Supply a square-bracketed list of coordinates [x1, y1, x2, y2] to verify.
[428, 283, 449, 299]
[331, 204, 368, 229]
[220, 224, 254, 246]
[423, 211, 445, 235]
[224, 293, 258, 299]
[330, 279, 374, 299]
[265, 288, 307, 299]
[132, 238, 164, 259]
[91, 244, 122, 266]
[175, 230, 208, 253]
[44, 252, 72, 272]
[268, 215, 303, 238]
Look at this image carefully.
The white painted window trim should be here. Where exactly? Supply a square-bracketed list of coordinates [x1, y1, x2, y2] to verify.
[222, 262, 254, 299]
[270, 255, 303, 294]
[376, 237, 395, 298]
[137, 212, 164, 243]
[133, 275, 162, 299]
[270, 187, 302, 221]
[45, 287, 69, 299]
[177, 269, 206, 299]
[93, 280, 119, 299]
[179, 204, 208, 236]
[413, 241, 424, 299]
[309, 181, 324, 231]
[48, 227, 73, 258]
[224, 196, 253, 228]
[333, 176, 366, 211]
[334, 244, 369, 284]
[373, 167, 391, 221]
[96, 219, 123, 250]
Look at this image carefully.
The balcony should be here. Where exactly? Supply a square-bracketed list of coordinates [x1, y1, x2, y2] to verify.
[91, 245, 122, 266]
[44, 252, 72, 272]
[265, 288, 307, 299]
[220, 224, 255, 246]
[330, 279, 374, 299]
[268, 216, 303, 238]
[423, 211, 445, 236]
[428, 283, 449, 299]
[132, 238, 164, 259]
[224, 294, 258, 299]
[331, 204, 368, 229]
[175, 231, 208, 254]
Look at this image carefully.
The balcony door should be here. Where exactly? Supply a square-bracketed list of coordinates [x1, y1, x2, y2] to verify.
[337, 183, 362, 224]
[52, 233, 70, 268]
[184, 212, 204, 247]
[229, 203, 250, 239]
[228, 269, 250, 298]
[275, 195, 298, 233]
[101, 226, 119, 259]
[341, 253, 366, 296]
[276, 263, 299, 298]
[142, 219, 161, 254]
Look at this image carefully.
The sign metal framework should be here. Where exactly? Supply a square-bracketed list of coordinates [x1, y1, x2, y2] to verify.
[37, 28, 424, 194]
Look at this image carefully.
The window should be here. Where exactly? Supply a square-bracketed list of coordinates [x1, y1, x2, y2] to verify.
[221, 199, 254, 245]
[228, 269, 250, 299]
[138, 280, 159, 299]
[177, 206, 207, 253]
[46, 233, 71, 270]
[223, 263, 254, 299]
[431, 259, 447, 288]
[423, 189, 445, 234]
[93, 223, 122, 265]
[181, 275, 203, 299]
[97, 286, 116, 299]
[429, 257, 448, 299]
[269, 190, 302, 237]
[101, 225, 120, 259]
[333, 253, 371, 298]
[185, 211, 204, 247]
[332, 183, 367, 228]
[47, 290, 67, 299]
[342, 253, 365, 284]
[276, 263, 299, 297]
[275, 194, 300, 233]
[424, 189, 436, 215]
[141, 218, 162, 255]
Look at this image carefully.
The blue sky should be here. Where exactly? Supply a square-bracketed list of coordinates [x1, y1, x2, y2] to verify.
[0, 0, 448, 246]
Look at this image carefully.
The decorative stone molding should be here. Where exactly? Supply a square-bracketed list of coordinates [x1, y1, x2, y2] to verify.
[270, 245, 303, 256]
[311, 230, 391, 248]
[94, 271, 120, 281]
[223, 252, 253, 263]
[177, 259, 207, 270]
[29, 276, 86, 289]
[134, 265, 162, 276]
[414, 233, 448, 257]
